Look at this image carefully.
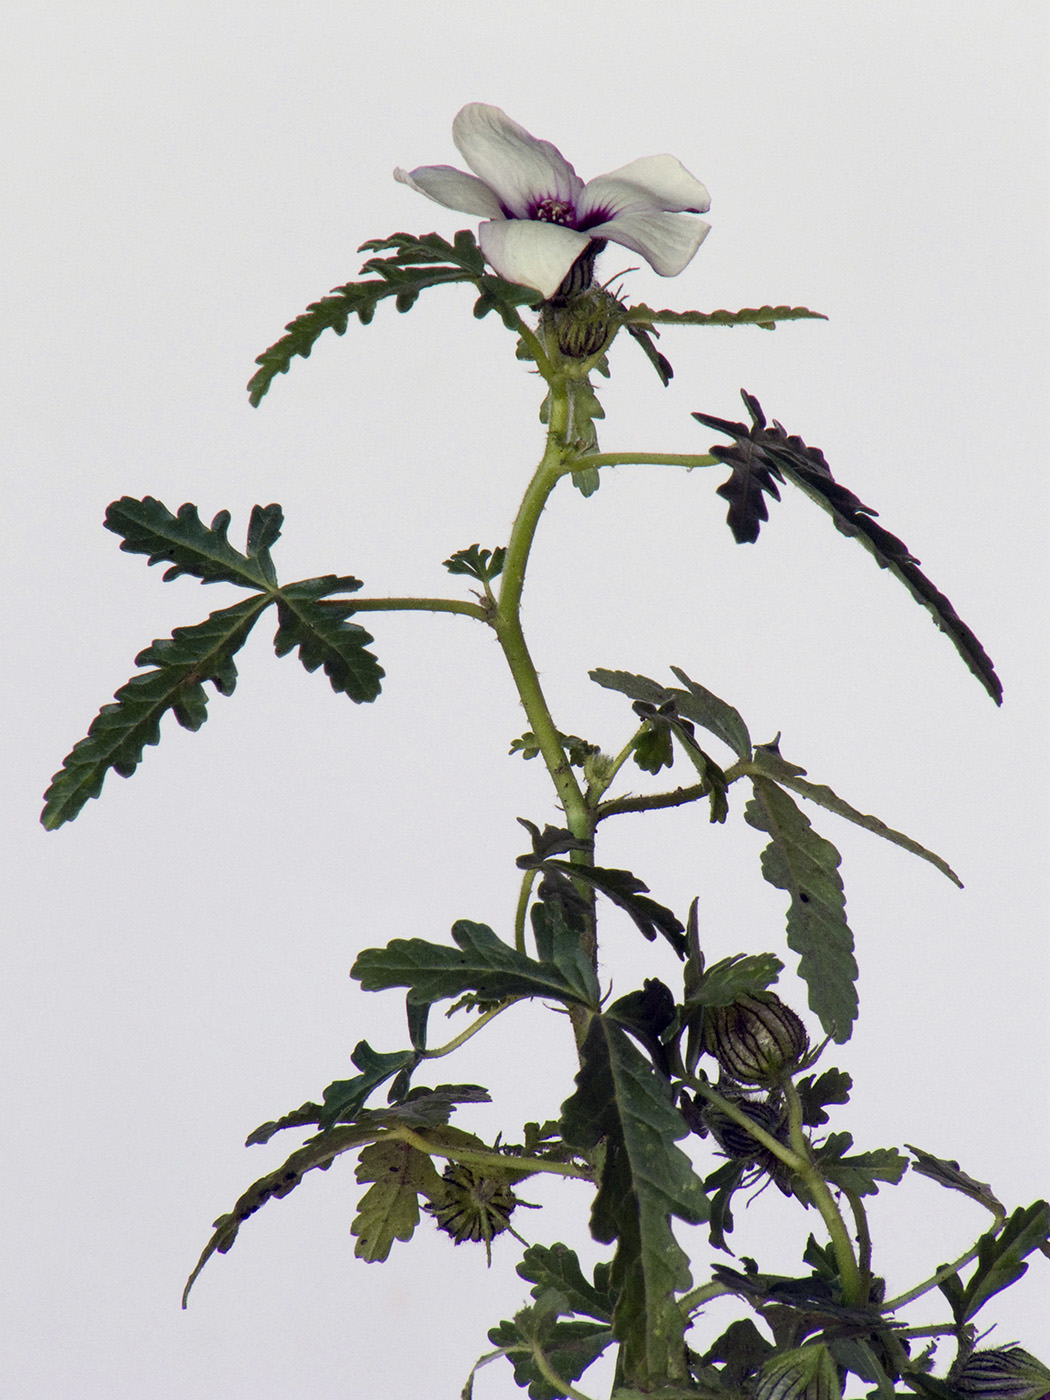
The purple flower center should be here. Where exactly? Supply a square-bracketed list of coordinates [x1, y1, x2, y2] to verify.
[525, 194, 614, 233]
[530, 196, 575, 225]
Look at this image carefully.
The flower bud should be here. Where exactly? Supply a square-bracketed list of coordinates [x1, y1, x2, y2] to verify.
[952, 1348, 1050, 1400]
[703, 992, 810, 1086]
[754, 1344, 842, 1400]
[544, 282, 618, 359]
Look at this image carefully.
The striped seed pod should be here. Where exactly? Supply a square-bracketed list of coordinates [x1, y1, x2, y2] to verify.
[703, 992, 810, 1087]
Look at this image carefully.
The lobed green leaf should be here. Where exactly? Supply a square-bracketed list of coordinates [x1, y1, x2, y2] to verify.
[955, 1201, 1050, 1321]
[41, 596, 270, 829]
[904, 1143, 1005, 1216]
[560, 1014, 709, 1383]
[694, 391, 1002, 704]
[351, 919, 600, 1009]
[745, 778, 858, 1041]
[811, 1132, 908, 1197]
[684, 952, 784, 1009]
[517, 1243, 614, 1324]
[272, 591, 383, 702]
[351, 1138, 444, 1262]
[487, 1293, 613, 1400]
[626, 304, 828, 331]
[248, 230, 539, 405]
[104, 496, 280, 589]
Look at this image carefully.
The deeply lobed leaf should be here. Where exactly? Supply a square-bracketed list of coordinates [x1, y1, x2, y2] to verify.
[272, 592, 383, 703]
[694, 391, 1002, 704]
[41, 596, 269, 829]
[351, 919, 600, 1009]
[105, 496, 281, 589]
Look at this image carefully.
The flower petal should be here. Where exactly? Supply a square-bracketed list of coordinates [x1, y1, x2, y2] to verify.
[589, 210, 712, 277]
[478, 220, 590, 298]
[579, 156, 711, 219]
[393, 164, 503, 218]
[452, 103, 583, 219]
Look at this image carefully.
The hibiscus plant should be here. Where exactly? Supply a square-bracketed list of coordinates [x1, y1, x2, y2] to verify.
[42, 105, 1048, 1400]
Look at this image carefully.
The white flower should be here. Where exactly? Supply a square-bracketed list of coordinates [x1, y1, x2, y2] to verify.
[394, 103, 711, 300]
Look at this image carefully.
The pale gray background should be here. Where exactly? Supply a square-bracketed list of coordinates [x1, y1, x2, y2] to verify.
[4, 3, 1048, 1396]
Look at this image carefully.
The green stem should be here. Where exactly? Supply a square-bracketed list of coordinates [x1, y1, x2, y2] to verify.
[525, 1346, 597, 1400]
[347, 596, 489, 621]
[494, 384, 590, 843]
[686, 1078, 864, 1306]
[596, 782, 710, 823]
[391, 1126, 592, 1182]
[882, 1222, 1001, 1313]
[782, 1079, 865, 1307]
[567, 451, 718, 473]
[420, 1000, 517, 1058]
[678, 1281, 735, 1315]
[844, 1187, 874, 1290]
[584, 727, 644, 809]
[514, 868, 538, 954]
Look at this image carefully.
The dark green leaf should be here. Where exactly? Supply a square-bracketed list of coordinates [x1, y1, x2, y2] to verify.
[104, 496, 279, 589]
[517, 1243, 614, 1323]
[529, 859, 686, 957]
[685, 952, 783, 1009]
[245, 1101, 323, 1147]
[248, 230, 538, 405]
[668, 667, 752, 761]
[560, 1014, 709, 1382]
[319, 1041, 418, 1128]
[626, 323, 674, 385]
[747, 745, 962, 888]
[351, 919, 600, 1009]
[442, 543, 506, 582]
[626, 304, 828, 331]
[702, 1318, 776, 1384]
[632, 722, 675, 775]
[273, 592, 383, 702]
[41, 595, 270, 829]
[182, 1123, 373, 1306]
[590, 667, 750, 761]
[796, 1069, 852, 1127]
[529, 903, 602, 1007]
[904, 1144, 1005, 1216]
[488, 1294, 613, 1400]
[957, 1201, 1050, 1321]
[693, 391, 1002, 704]
[812, 1133, 908, 1197]
[745, 777, 858, 1042]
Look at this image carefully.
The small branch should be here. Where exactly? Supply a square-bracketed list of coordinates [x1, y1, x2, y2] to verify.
[391, 1126, 593, 1182]
[513, 868, 537, 954]
[844, 1187, 874, 1288]
[679, 1280, 735, 1315]
[525, 1341, 599, 1400]
[882, 1238, 991, 1313]
[566, 452, 718, 473]
[345, 596, 489, 622]
[420, 1000, 518, 1058]
[596, 782, 709, 823]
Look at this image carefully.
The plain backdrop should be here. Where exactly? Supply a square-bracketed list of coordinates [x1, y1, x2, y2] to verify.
[3, 3, 1048, 1396]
